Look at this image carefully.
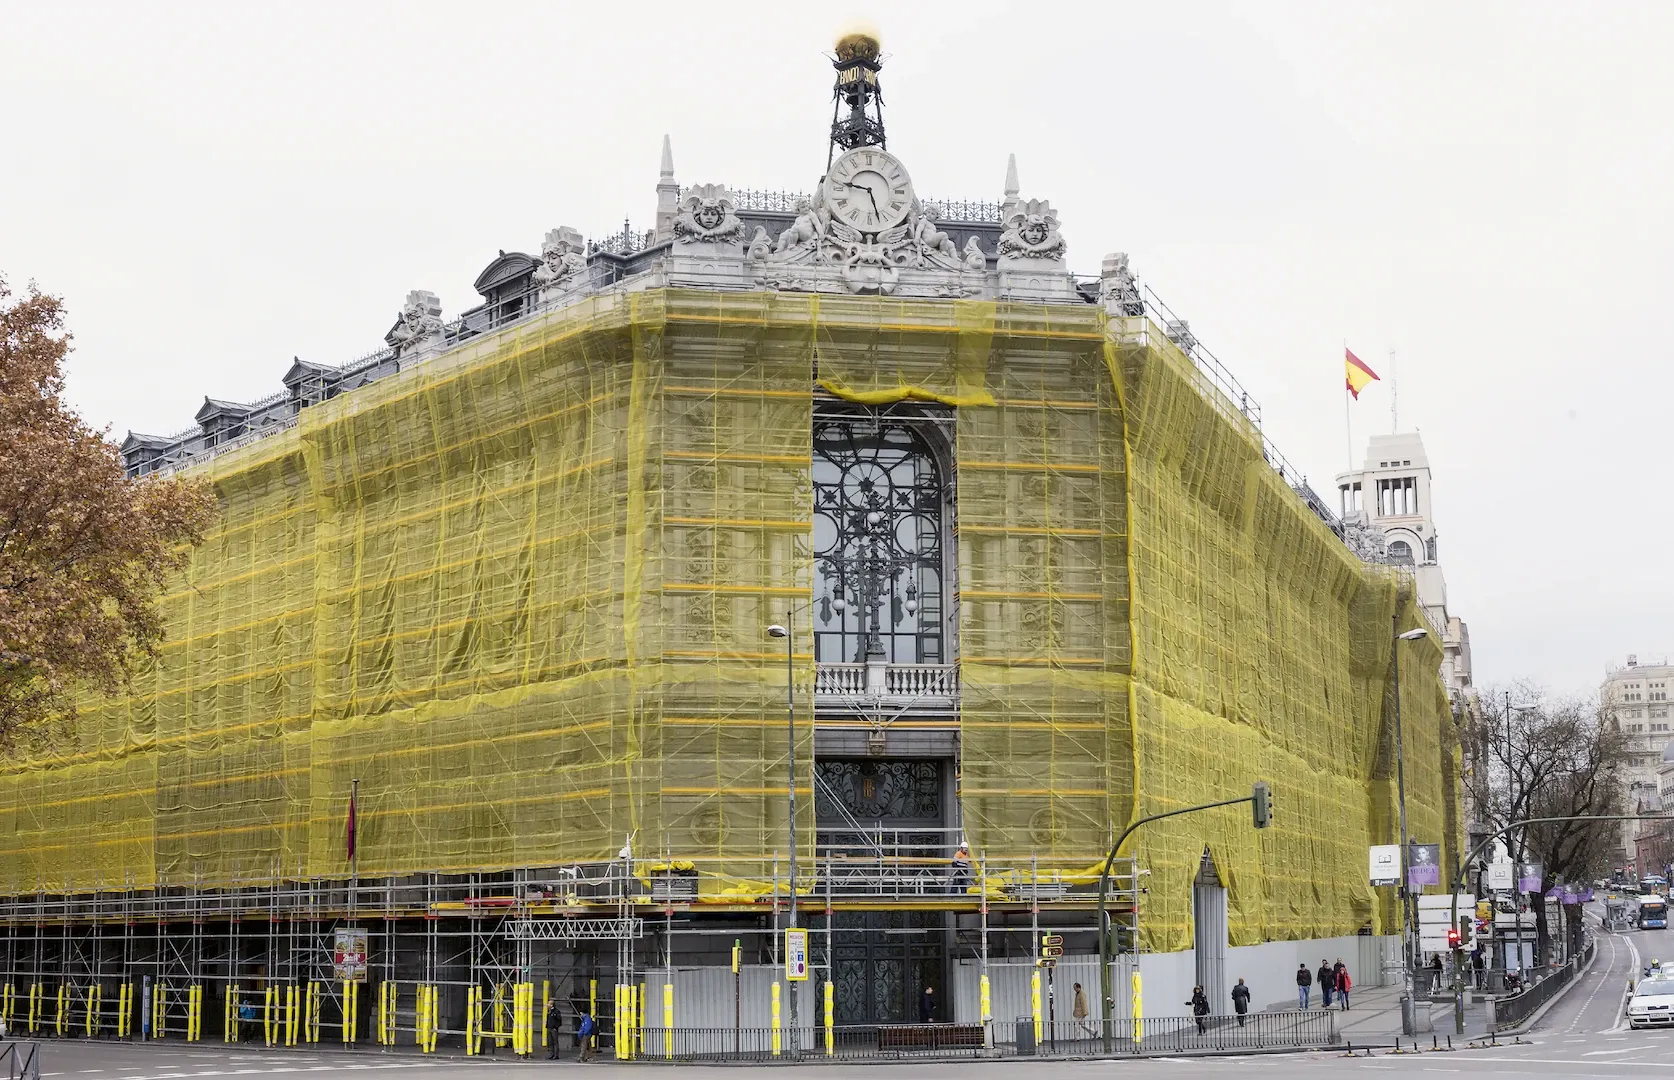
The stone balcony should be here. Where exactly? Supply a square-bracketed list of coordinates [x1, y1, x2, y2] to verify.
[814, 661, 957, 708]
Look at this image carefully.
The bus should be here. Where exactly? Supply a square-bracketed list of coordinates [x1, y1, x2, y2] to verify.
[1640, 896, 1668, 930]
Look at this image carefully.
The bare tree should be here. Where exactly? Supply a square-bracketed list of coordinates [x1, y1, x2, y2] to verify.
[1463, 686, 1628, 964]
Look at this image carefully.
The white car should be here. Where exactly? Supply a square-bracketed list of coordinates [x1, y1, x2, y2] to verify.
[1628, 977, 1674, 1028]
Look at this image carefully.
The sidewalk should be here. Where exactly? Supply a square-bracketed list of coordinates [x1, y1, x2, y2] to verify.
[1288, 978, 1491, 1045]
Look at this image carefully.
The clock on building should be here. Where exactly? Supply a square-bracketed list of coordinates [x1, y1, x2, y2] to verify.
[823, 148, 915, 232]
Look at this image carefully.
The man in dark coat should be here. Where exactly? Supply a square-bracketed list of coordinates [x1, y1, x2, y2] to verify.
[1231, 978, 1251, 1026]
[545, 998, 563, 1059]
[1296, 963, 1313, 1008]
[1317, 960, 1335, 1008]
[919, 985, 935, 1023]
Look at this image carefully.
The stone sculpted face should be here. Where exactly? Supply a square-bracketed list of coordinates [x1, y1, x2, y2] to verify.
[1021, 220, 1049, 247]
[695, 204, 724, 231]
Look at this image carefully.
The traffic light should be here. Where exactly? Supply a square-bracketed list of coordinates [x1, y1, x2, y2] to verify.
[1252, 782, 1272, 829]
[1446, 926, 1462, 950]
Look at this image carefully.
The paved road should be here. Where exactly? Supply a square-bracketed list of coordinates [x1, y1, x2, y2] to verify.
[18, 920, 1674, 1078]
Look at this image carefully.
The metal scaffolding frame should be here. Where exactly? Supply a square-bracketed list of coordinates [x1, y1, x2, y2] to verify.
[0, 849, 1140, 1054]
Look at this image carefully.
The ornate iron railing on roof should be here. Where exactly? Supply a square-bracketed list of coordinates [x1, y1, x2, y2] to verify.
[724, 189, 810, 214]
[924, 199, 1001, 223]
[588, 220, 654, 256]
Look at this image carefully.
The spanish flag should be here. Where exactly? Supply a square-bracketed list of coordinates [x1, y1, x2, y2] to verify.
[1345, 348, 1380, 399]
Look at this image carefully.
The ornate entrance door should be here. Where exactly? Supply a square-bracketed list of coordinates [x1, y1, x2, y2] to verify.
[831, 911, 944, 1025]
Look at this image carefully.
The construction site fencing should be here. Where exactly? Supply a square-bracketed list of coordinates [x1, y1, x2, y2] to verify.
[614, 1010, 1336, 1063]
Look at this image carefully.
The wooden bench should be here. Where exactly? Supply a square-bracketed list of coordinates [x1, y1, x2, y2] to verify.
[876, 1023, 986, 1050]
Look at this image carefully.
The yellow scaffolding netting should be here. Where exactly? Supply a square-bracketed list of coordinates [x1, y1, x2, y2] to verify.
[0, 288, 1456, 954]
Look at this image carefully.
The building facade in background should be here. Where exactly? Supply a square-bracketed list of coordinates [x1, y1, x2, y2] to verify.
[1335, 433, 1473, 704]
[0, 38, 1459, 1042]
[1603, 655, 1674, 869]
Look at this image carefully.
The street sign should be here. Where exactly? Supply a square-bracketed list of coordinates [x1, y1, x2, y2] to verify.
[1369, 845, 1400, 887]
[1486, 861, 1514, 890]
[1041, 933, 1063, 961]
[785, 928, 809, 981]
[1417, 894, 1473, 952]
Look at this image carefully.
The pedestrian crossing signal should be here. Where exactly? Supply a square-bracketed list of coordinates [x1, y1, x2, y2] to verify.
[1041, 934, 1064, 960]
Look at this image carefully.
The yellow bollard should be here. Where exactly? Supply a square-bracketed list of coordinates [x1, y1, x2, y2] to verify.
[286, 984, 297, 1047]
[1031, 969, 1042, 1046]
[224, 984, 234, 1043]
[771, 981, 782, 1057]
[1131, 970, 1143, 1046]
[263, 987, 273, 1047]
[116, 984, 127, 1038]
[616, 984, 629, 1058]
[341, 980, 351, 1044]
[427, 984, 439, 1054]
[980, 973, 991, 1025]
[152, 982, 163, 1040]
[541, 980, 550, 1051]
[190, 984, 202, 1042]
[663, 981, 674, 1059]
[465, 985, 477, 1056]
[589, 978, 597, 1029]
[56, 982, 66, 1037]
[824, 980, 835, 1057]
[415, 985, 428, 1050]
[27, 982, 37, 1035]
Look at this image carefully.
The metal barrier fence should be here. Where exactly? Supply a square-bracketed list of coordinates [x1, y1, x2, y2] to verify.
[0, 1042, 40, 1080]
[1029, 1011, 1339, 1056]
[626, 1011, 1336, 1062]
[1491, 939, 1596, 1031]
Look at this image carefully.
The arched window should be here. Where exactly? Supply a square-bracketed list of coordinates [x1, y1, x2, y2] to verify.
[1387, 539, 1414, 565]
[812, 412, 946, 664]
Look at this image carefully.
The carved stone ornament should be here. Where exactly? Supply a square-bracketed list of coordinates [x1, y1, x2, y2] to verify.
[753, 187, 977, 295]
[534, 226, 588, 302]
[672, 184, 744, 245]
[1099, 251, 1144, 317]
[962, 235, 986, 272]
[998, 199, 1067, 265]
[1341, 517, 1389, 564]
[388, 289, 444, 354]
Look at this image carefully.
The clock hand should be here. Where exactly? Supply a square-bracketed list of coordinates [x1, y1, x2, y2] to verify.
[859, 184, 880, 217]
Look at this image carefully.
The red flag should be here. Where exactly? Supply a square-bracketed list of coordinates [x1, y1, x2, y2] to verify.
[346, 787, 357, 862]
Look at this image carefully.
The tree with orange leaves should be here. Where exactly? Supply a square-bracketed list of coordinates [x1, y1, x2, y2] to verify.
[0, 276, 217, 744]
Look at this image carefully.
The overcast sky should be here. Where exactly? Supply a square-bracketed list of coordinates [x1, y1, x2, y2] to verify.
[3, 1, 1669, 696]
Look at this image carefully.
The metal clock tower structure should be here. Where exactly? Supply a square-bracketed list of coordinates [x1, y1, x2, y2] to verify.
[829, 32, 887, 164]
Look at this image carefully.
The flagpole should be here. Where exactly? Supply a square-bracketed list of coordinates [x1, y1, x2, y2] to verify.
[1344, 342, 1354, 474]
[349, 777, 359, 923]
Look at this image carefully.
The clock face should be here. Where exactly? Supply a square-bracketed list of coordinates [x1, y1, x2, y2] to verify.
[824, 149, 914, 232]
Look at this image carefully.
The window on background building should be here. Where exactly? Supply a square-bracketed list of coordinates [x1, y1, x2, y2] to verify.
[1653, 708, 1668, 719]
[1632, 724, 1645, 733]
[1655, 723, 1669, 733]
[1387, 539, 1414, 565]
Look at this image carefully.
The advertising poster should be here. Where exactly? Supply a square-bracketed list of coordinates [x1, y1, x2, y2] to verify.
[1369, 845, 1401, 887]
[1407, 843, 1441, 887]
[1516, 862, 1543, 893]
[334, 927, 369, 983]
[1486, 861, 1514, 890]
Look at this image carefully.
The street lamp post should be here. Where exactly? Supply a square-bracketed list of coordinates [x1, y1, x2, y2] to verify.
[1392, 620, 1428, 1036]
[766, 619, 799, 1047]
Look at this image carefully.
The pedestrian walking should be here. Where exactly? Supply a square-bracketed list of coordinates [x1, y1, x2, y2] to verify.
[1072, 981, 1096, 1037]
[1296, 963, 1312, 1009]
[1317, 959, 1335, 1008]
[577, 1010, 597, 1062]
[1429, 953, 1443, 994]
[1333, 960, 1351, 1011]
[1186, 985, 1210, 1035]
[920, 985, 935, 1023]
[545, 998, 563, 1059]
[1231, 978, 1251, 1026]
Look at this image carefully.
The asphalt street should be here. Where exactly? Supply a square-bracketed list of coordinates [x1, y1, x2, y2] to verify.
[15, 920, 1673, 1078]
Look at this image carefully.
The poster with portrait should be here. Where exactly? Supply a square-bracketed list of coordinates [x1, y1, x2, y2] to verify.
[1407, 843, 1441, 887]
